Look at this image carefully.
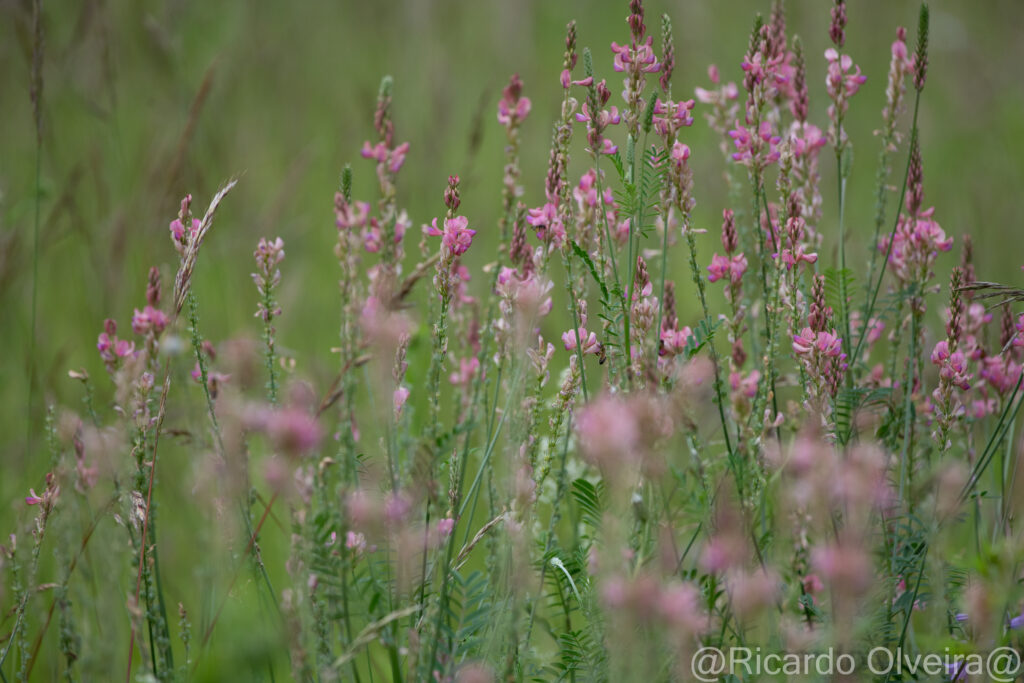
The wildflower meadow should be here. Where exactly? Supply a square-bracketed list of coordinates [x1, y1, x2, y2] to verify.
[5, 0, 1024, 680]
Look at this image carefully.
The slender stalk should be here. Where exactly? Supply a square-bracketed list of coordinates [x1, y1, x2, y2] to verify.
[126, 366, 172, 682]
[25, 0, 43, 463]
[898, 298, 921, 507]
[836, 148, 853, 360]
[853, 90, 921, 362]
[590, 157, 629, 381]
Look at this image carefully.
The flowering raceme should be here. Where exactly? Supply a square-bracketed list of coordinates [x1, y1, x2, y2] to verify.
[707, 253, 747, 285]
[576, 79, 621, 155]
[426, 215, 476, 258]
[497, 74, 531, 126]
[729, 120, 781, 166]
[825, 49, 867, 101]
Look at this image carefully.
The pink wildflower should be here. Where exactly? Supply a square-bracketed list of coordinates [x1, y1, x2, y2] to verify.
[707, 253, 747, 285]
[345, 531, 367, 554]
[361, 140, 410, 174]
[497, 73, 531, 126]
[393, 386, 410, 418]
[792, 327, 817, 356]
[610, 38, 660, 75]
[426, 216, 476, 257]
[825, 49, 867, 99]
[659, 325, 693, 357]
[981, 356, 1023, 395]
[131, 306, 169, 336]
[562, 327, 602, 356]
[526, 202, 566, 248]
[729, 120, 781, 166]
[651, 98, 695, 138]
[169, 216, 200, 244]
[449, 357, 480, 387]
[259, 408, 323, 457]
[730, 370, 760, 399]
[437, 518, 455, 537]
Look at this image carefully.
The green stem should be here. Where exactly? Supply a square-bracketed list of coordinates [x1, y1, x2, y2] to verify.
[898, 300, 920, 507]
[853, 90, 922, 363]
[590, 157, 628, 381]
[26, 142, 41, 462]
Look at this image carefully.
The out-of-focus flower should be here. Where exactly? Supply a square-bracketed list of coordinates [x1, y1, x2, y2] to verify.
[497, 73, 531, 126]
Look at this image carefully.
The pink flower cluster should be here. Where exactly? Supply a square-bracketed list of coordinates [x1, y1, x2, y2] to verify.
[651, 98, 695, 140]
[562, 327, 601, 356]
[526, 202, 566, 248]
[793, 327, 847, 399]
[708, 209, 748, 301]
[131, 306, 168, 337]
[881, 208, 952, 285]
[360, 140, 410, 175]
[426, 216, 476, 258]
[576, 80, 621, 155]
[707, 253, 748, 285]
[740, 47, 789, 99]
[930, 341, 971, 391]
[824, 49, 867, 101]
[659, 324, 693, 358]
[729, 120, 781, 167]
[497, 73, 531, 127]
[778, 216, 818, 271]
[980, 355, 1023, 396]
[169, 194, 200, 255]
[695, 65, 739, 106]
[97, 319, 136, 370]
[610, 38, 660, 75]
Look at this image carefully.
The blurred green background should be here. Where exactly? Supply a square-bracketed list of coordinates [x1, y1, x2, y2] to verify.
[2, 0, 1024, 676]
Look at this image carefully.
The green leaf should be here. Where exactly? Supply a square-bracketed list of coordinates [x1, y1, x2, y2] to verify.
[571, 240, 609, 301]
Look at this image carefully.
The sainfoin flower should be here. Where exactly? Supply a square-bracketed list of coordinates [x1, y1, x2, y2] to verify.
[981, 355, 1023, 395]
[880, 207, 952, 285]
[526, 202, 566, 247]
[254, 408, 323, 457]
[426, 216, 476, 257]
[576, 79, 621, 155]
[610, 38, 660, 75]
[730, 370, 760, 399]
[930, 341, 971, 391]
[448, 356, 480, 387]
[793, 327, 847, 400]
[393, 386, 410, 418]
[97, 319, 136, 369]
[436, 518, 456, 537]
[346, 531, 367, 554]
[361, 140, 410, 174]
[169, 216, 200, 245]
[651, 98, 695, 138]
[562, 327, 601, 356]
[497, 73, 531, 126]
[694, 64, 739, 105]
[707, 253, 747, 284]
[729, 120, 781, 166]
[825, 49, 867, 100]
[131, 306, 169, 336]
[576, 395, 639, 467]
[659, 325, 693, 357]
